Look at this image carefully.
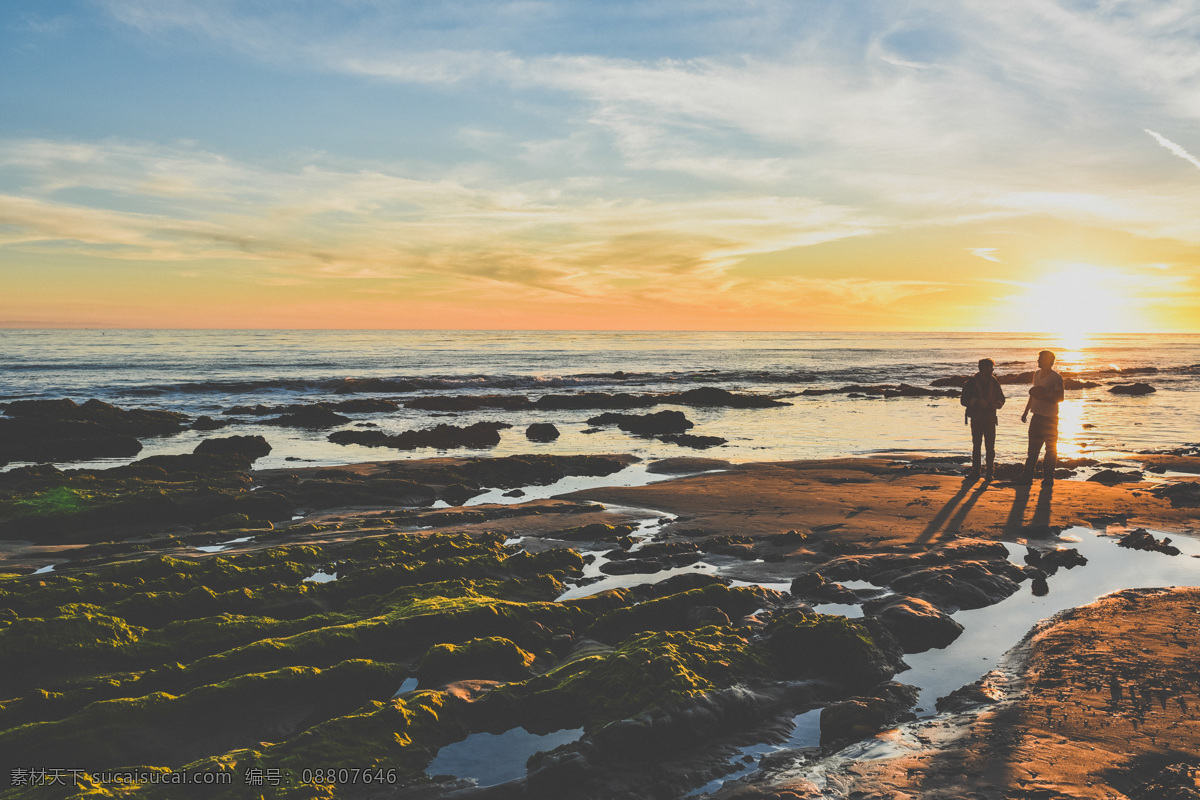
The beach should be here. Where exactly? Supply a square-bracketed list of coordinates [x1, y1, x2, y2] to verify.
[2, 331, 1200, 798]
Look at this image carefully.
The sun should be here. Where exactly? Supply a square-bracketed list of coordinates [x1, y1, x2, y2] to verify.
[994, 264, 1146, 336]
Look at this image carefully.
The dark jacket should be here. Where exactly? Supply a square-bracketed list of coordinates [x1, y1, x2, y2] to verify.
[960, 373, 1006, 424]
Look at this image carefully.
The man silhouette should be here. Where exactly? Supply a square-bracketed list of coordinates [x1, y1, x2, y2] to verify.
[1020, 350, 1065, 485]
[960, 358, 1005, 480]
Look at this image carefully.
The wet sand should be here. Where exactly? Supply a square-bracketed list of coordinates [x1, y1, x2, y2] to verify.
[565, 457, 1200, 546]
[718, 587, 1200, 799]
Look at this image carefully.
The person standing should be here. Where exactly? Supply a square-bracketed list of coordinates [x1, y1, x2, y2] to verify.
[1020, 350, 1065, 485]
[961, 358, 1006, 480]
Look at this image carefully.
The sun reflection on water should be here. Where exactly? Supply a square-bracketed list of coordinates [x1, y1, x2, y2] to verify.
[1055, 398, 1091, 459]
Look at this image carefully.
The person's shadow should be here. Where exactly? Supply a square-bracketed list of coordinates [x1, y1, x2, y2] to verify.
[1030, 482, 1054, 530]
[1003, 483, 1031, 536]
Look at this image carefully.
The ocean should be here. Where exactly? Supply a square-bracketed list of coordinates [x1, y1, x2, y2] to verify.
[3, 329, 1198, 472]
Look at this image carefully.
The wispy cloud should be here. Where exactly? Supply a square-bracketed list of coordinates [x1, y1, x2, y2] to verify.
[1144, 129, 1200, 171]
[970, 248, 1002, 263]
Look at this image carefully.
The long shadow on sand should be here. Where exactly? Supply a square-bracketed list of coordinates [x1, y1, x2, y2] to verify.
[916, 478, 988, 546]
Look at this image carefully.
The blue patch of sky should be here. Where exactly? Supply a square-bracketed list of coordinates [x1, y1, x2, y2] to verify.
[1, 5, 592, 171]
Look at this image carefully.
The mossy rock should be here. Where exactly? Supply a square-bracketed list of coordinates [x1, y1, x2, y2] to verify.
[765, 610, 896, 686]
[481, 626, 768, 733]
[416, 636, 537, 687]
[587, 584, 775, 644]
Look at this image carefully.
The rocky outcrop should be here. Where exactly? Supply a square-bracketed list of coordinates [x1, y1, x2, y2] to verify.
[1109, 382, 1156, 395]
[587, 410, 695, 437]
[659, 433, 728, 449]
[801, 384, 960, 399]
[525, 423, 560, 442]
[1087, 468, 1144, 485]
[328, 422, 511, 450]
[193, 435, 273, 461]
[868, 596, 963, 653]
[1118, 527, 1181, 555]
[0, 399, 188, 465]
[882, 560, 1026, 612]
[819, 681, 920, 747]
[1151, 481, 1200, 507]
[765, 610, 901, 686]
[261, 404, 351, 429]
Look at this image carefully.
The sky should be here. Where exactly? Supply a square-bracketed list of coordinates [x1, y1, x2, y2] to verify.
[2, 0, 1200, 331]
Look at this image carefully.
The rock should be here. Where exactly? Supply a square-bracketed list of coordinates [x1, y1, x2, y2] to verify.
[645, 457, 731, 474]
[190, 415, 230, 431]
[2, 398, 187, 435]
[658, 433, 727, 449]
[1151, 481, 1200, 507]
[525, 423, 560, 442]
[328, 421, 511, 450]
[538, 392, 658, 411]
[801, 384, 960, 399]
[819, 682, 920, 747]
[1118, 527, 1181, 555]
[1087, 469, 1144, 485]
[331, 398, 400, 413]
[405, 395, 534, 411]
[439, 483, 485, 506]
[549, 523, 638, 542]
[587, 584, 778, 644]
[330, 377, 421, 393]
[0, 418, 144, 464]
[193, 435, 272, 461]
[935, 671, 1007, 713]
[1024, 546, 1087, 575]
[199, 512, 260, 531]
[669, 387, 788, 408]
[0, 399, 188, 465]
[502, 489, 525, 498]
[765, 610, 899, 686]
[883, 560, 1025, 612]
[416, 637, 536, 687]
[1109, 382, 1156, 395]
[586, 410, 694, 437]
[262, 404, 351, 429]
[869, 596, 963, 653]
[790, 571, 826, 594]
[606, 541, 700, 561]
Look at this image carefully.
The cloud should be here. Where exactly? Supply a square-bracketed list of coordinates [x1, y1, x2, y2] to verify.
[1144, 129, 1200, 171]
[970, 248, 1002, 263]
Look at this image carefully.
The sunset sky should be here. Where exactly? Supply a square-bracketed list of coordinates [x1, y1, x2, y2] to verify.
[2, 1, 1199, 331]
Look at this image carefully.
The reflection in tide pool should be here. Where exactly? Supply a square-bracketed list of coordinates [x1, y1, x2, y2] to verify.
[426, 726, 583, 788]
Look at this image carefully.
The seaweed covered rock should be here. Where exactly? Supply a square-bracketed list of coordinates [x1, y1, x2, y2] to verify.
[482, 626, 768, 734]
[416, 636, 537, 687]
[587, 584, 779, 644]
[765, 610, 898, 686]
